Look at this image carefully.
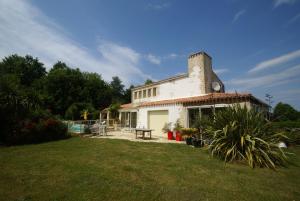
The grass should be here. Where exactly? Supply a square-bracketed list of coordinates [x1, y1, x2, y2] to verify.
[0, 137, 299, 201]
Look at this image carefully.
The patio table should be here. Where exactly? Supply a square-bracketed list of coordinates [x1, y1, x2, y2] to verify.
[135, 129, 153, 139]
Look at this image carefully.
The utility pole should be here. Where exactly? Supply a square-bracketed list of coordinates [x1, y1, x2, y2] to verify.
[265, 94, 273, 120]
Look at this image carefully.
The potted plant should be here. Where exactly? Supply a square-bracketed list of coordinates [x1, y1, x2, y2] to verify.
[173, 120, 183, 141]
[181, 128, 198, 145]
[162, 123, 173, 140]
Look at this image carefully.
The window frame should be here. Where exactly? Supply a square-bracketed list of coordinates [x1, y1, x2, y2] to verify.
[153, 87, 157, 96]
[147, 88, 151, 97]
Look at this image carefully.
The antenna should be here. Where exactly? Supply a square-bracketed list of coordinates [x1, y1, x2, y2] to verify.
[265, 94, 274, 120]
[265, 94, 273, 108]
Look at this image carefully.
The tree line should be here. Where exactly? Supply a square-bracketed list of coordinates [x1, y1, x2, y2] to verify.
[0, 54, 133, 144]
[0, 54, 133, 119]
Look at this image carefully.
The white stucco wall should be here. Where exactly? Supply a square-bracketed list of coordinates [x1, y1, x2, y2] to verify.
[133, 65, 206, 104]
[137, 104, 184, 130]
[131, 52, 225, 104]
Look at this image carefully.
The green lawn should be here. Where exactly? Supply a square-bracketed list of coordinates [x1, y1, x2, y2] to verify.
[0, 137, 299, 201]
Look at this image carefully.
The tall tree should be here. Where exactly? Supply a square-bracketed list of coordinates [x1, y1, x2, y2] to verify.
[45, 62, 85, 116]
[123, 85, 134, 103]
[110, 76, 124, 103]
[81, 72, 112, 110]
[0, 55, 46, 143]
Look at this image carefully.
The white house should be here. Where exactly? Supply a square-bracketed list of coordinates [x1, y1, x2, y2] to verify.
[107, 51, 268, 137]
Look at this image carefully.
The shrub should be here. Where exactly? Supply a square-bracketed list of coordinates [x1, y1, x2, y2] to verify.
[181, 128, 198, 136]
[5, 117, 69, 145]
[271, 121, 300, 130]
[205, 105, 287, 169]
[270, 121, 300, 146]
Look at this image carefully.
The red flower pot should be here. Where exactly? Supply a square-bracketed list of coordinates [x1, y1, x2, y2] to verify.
[167, 131, 173, 140]
[175, 131, 182, 141]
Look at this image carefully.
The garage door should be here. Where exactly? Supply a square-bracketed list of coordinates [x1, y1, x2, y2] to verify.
[148, 110, 169, 137]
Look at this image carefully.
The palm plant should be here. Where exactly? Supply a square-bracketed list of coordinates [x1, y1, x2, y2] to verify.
[206, 104, 287, 169]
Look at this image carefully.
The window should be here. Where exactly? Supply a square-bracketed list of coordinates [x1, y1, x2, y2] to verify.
[143, 90, 146, 98]
[188, 108, 200, 128]
[201, 107, 214, 119]
[138, 91, 142, 99]
[134, 92, 137, 99]
[188, 106, 227, 128]
[153, 87, 157, 96]
[148, 89, 151, 97]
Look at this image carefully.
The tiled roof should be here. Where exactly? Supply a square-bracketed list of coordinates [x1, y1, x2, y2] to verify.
[120, 93, 268, 109]
[132, 73, 188, 90]
[120, 103, 134, 109]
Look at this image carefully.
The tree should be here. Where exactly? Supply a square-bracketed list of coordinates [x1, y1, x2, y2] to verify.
[108, 103, 121, 119]
[52, 61, 68, 71]
[273, 102, 299, 121]
[65, 102, 95, 120]
[81, 72, 112, 110]
[0, 74, 29, 142]
[110, 76, 124, 103]
[145, 79, 153, 85]
[0, 55, 47, 144]
[45, 63, 85, 116]
[0, 54, 46, 86]
[123, 85, 134, 103]
[45, 62, 114, 116]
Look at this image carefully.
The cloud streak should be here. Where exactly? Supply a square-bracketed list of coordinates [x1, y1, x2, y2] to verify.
[214, 68, 229, 75]
[147, 3, 170, 10]
[0, 0, 150, 86]
[273, 0, 297, 7]
[145, 54, 161, 65]
[248, 49, 300, 74]
[286, 13, 300, 26]
[229, 64, 300, 90]
[232, 9, 246, 23]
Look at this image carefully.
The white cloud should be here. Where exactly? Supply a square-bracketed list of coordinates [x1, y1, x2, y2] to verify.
[214, 68, 229, 75]
[229, 64, 300, 90]
[232, 9, 246, 23]
[167, 53, 178, 58]
[248, 49, 300, 74]
[286, 13, 300, 26]
[276, 89, 300, 96]
[0, 0, 150, 86]
[145, 54, 161, 65]
[147, 3, 170, 10]
[273, 0, 297, 7]
[163, 53, 186, 60]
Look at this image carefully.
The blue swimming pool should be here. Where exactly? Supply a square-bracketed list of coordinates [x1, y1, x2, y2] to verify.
[68, 124, 86, 133]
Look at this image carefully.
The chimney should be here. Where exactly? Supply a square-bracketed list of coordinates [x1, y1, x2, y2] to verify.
[188, 51, 213, 94]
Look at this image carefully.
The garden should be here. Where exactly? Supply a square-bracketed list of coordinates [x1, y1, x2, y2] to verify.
[0, 54, 132, 145]
[1, 54, 300, 201]
[163, 104, 300, 169]
[0, 137, 299, 201]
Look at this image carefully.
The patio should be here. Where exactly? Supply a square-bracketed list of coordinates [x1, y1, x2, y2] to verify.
[90, 131, 185, 144]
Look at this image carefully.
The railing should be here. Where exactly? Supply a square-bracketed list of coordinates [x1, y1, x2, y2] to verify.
[64, 120, 107, 135]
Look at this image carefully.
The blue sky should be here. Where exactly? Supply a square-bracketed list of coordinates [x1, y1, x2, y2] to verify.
[0, 0, 300, 109]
